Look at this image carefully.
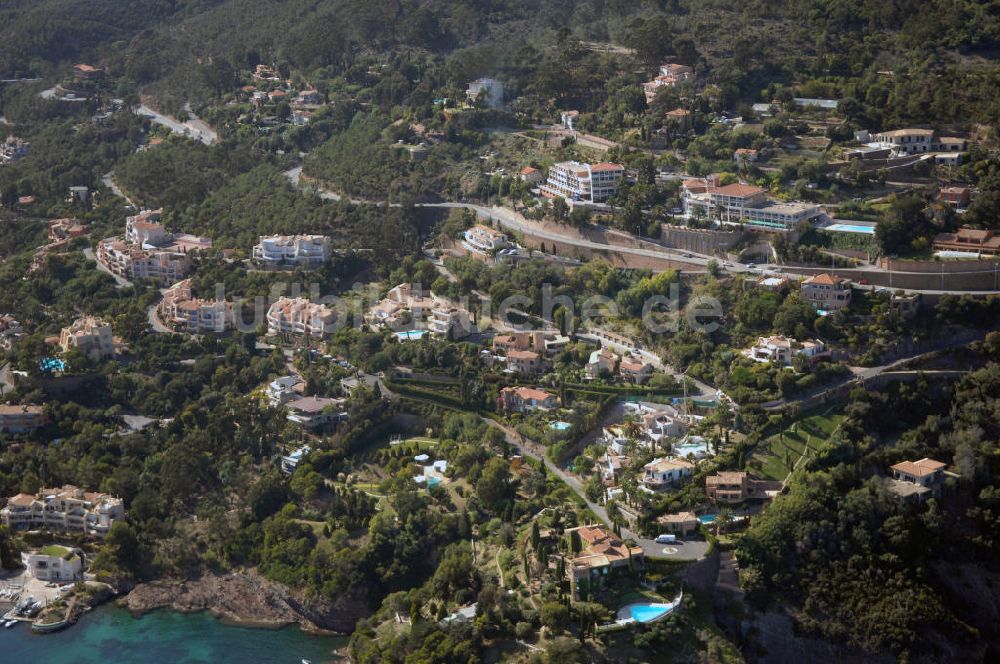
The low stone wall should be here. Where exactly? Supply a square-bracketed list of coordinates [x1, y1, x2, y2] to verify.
[777, 264, 1000, 292]
[661, 224, 745, 255]
[683, 546, 720, 591]
[877, 256, 1000, 274]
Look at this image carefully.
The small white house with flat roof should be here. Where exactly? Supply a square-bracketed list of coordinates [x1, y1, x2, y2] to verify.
[22, 545, 82, 581]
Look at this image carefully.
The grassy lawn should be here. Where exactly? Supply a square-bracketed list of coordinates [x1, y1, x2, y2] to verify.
[752, 410, 845, 481]
[39, 544, 72, 557]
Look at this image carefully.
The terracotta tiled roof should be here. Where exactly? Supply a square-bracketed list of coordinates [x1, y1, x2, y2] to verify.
[712, 183, 765, 197]
[891, 458, 945, 477]
[804, 273, 850, 286]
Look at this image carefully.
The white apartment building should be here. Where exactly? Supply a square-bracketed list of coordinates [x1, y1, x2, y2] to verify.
[59, 316, 114, 361]
[869, 129, 967, 157]
[158, 279, 233, 333]
[463, 224, 509, 256]
[1, 485, 125, 538]
[253, 235, 331, 266]
[682, 176, 820, 229]
[743, 203, 822, 231]
[540, 161, 624, 203]
[97, 210, 210, 286]
[22, 546, 82, 581]
[266, 297, 338, 338]
[97, 238, 192, 286]
[125, 209, 168, 246]
[366, 283, 473, 337]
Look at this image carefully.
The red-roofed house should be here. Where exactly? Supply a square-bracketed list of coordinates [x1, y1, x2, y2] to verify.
[801, 273, 852, 310]
[888, 457, 948, 502]
[937, 186, 971, 208]
[498, 386, 559, 412]
[568, 525, 644, 596]
[932, 227, 1000, 256]
[519, 166, 543, 184]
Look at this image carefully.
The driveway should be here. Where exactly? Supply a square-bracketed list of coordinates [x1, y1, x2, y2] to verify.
[136, 104, 217, 145]
[484, 418, 710, 561]
[633, 536, 710, 561]
[83, 247, 132, 288]
[147, 294, 174, 334]
[573, 329, 723, 400]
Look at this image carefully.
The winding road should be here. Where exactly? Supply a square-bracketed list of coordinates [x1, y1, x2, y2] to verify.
[136, 103, 217, 145]
[483, 416, 709, 561]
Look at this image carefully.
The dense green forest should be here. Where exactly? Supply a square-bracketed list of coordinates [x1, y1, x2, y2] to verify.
[3, 0, 999, 123]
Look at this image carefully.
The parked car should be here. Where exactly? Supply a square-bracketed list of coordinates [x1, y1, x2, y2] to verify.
[655, 534, 677, 544]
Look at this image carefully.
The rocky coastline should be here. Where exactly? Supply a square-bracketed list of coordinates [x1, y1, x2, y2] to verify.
[122, 570, 368, 635]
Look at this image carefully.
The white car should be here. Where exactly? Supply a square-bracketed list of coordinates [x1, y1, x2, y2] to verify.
[654, 534, 677, 544]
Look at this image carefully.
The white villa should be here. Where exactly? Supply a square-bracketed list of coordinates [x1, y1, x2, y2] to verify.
[463, 224, 509, 256]
[285, 395, 348, 428]
[642, 457, 695, 491]
[266, 375, 303, 406]
[59, 316, 114, 361]
[745, 335, 828, 366]
[253, 235, 331, 266]
[22, 546, 82, 582]
[366, 283, 474, 338]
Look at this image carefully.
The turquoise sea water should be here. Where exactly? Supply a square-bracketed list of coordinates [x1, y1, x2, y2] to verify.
[0, 606, 346, 664]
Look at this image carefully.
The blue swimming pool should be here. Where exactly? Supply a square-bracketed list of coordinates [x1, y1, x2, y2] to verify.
[618, 602, 674, 623]
[39, 357, 66, 373]
[825, 223, 876, 235]
[697, 513, 717, 525]
[427, 477, 441, 488]
[550, 421, 571, 431]
[395, 329, 428, 341]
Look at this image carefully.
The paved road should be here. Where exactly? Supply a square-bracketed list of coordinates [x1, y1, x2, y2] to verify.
[573, 330, 723, 401]
[485, 417, 708, 561]
[101, 172, 136, 207]
[136, 104, 217, 145]
[147, 295, 174, 334]
[761, 330, 987, 410]
[83, 247, 132, 288]
[284, 168, 1000, 295]
[283, 167, 719, 271]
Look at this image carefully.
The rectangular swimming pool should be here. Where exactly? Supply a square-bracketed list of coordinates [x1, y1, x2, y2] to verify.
[824, 223, 876, 235]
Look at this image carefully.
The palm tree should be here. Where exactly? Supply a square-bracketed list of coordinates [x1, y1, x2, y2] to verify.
[715, 506, 733, 537]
